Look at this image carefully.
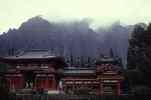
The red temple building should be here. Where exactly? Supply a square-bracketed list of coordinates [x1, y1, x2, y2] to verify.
[0, 50, 124, 95]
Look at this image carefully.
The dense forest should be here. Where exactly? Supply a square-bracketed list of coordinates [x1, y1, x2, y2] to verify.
[127, 23, 151, 95]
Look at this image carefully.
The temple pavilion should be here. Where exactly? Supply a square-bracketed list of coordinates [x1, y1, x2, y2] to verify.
[0, 50, 124, 95]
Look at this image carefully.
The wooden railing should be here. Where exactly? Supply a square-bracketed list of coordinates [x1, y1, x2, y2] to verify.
[7, 94, 151, 100]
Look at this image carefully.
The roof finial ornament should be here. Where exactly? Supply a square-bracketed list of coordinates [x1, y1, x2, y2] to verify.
[109, 48, 114, 58]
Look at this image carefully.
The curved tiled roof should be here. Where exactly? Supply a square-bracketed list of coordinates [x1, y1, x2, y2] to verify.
[4, 50, 56, 59]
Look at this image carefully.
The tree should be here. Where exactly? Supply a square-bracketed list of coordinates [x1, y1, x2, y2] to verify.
[127, 24, 145, 87]
[139, 23, 151, 85]
[127, 23, 151, 87]
[127, 24, 145, 70]
[0, 76, 9, 100]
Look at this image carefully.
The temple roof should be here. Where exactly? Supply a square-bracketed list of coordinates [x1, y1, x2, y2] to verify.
[0, 50, 67, 66]
[99, 58, 115, 62]
[63, 67, 95, 75]
[4, 50, 56, 59]
[96, 56, 121, 65]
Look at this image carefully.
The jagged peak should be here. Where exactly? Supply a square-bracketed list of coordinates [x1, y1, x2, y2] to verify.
[26, 15, 48, 23]
[19, 16, 52, 30]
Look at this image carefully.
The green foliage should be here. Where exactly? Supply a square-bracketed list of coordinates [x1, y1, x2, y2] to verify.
[127, 24, 145, 69]
[0, 63, 9, 72]
[127, 23, 151, 87]
[0, 76, 9, 100]
[131, 85, 151, 95]
[125, 70, 144, 86]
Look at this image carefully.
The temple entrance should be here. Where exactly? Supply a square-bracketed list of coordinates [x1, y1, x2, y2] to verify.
[23, 71, 35, 88]
[102, 84, 118, 95]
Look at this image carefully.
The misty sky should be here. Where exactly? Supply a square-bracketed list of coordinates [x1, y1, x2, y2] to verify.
[0, 0, 151, 33]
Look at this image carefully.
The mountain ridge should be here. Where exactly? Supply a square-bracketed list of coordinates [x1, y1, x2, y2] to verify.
[0, 16, 133, 67]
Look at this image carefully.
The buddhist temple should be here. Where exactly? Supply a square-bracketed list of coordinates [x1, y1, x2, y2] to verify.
[0, 50, 124, 95]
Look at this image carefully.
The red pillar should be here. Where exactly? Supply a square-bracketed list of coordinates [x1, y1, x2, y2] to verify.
[41, 79, 43, 89]
[39, 79, 42, 89]
[35, 77, 41, 89]
[20, 77, 24, 89]
[34, 78, 36, 89]
[7, 78, 11, 89]
[9, 79, 11, 89]
[46, 77, 49, 89]
[16, 77, 20, 89]
[100, 83, 103, 95]
[14, 77, 17, 89]
[36, 78, 40, 89]
[12, 78, 15, 90]
[12, 78, 15, 89]
[96, 85, 100, 95]
[45, 77, 48, 89]
[41, 79, 45, 88]
[52, 76, 56, 90]
[10, 78, 14, 89]
[117, 82, 121, 95]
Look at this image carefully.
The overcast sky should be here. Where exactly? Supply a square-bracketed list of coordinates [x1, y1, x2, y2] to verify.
[0, 0, 151, 33]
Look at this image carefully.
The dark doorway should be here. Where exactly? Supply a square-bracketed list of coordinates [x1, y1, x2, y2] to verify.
[23, 71, 35, 88]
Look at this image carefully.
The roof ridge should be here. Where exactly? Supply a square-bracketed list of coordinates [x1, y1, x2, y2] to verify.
[25, 49, 49, 52]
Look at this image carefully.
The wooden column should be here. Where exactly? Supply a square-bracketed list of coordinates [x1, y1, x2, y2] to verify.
[100, 83, 103, 95]
[117, 82, 121, 95]
[14, 77, 17, 89]
[41, 78, 45, 89]
[45, 77, 49, 89]
[52, 75, 56, 90]
[10, 78, 13, 89]
[12, 78, 15, 90]
[96, 84, 101, 95]
[35, 77, 41, 89]
[9, 79, 12, 89]
[15, 77, 19, 89]
[34, 78, 37, 89]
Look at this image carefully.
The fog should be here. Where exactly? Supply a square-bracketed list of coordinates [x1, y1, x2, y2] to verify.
[0, 0, 151, 33]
